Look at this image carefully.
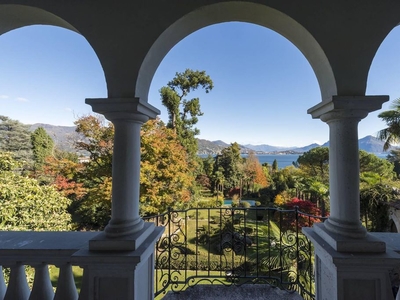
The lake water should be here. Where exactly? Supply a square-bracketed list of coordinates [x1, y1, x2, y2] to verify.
[243, 154, 299, 168]
[199, 154, 300, 169]
[200, 153, 388, 169]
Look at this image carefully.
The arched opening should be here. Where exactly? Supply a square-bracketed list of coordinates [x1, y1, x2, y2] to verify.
[0, 11, 106, 126]
[137, 2, 336, 104]
[147, 21, 324, 147]
[366, 26, 400, 140]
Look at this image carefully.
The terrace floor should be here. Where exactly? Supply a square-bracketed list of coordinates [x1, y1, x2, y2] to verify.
[163, 284, 303, 300]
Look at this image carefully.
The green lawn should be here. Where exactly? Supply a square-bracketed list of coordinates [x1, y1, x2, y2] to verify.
[50, 266, 83, 292]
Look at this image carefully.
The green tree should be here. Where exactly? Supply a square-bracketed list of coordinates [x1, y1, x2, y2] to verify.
[377, 98, 400, 151]
[358, 151, 397, 231]
[359, 150, 395, 181]
[217, 142, 243, 191]
[387, 149, 400, 177]
[272, 159, 278, 172]
[360, 183, 395, 232]
[31, 127, 54, 170]
[0, 116, 33, 166]
[0, 152, 71, 231]
[297, 147, 329, 183]
[160, 69, 213, 158]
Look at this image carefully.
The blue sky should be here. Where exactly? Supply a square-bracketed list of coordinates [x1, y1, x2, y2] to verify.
[1, 22, 400, 147]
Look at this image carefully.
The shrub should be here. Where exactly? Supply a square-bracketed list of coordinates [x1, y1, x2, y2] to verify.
[240, 201, 251, 208]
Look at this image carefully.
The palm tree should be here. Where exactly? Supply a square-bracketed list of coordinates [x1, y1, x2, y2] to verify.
[377, 98, 400, 151]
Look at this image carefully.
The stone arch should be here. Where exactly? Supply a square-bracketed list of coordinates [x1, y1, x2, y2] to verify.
[136, 1, 336, 102]
[366, 22, 400, 95]
[0, 4, 107, 102]
[0, 4, 78, 35]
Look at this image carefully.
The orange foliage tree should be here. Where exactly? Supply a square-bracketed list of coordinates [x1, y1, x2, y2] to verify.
[243, 151, 268, 194]
[140, 119, 195, 215]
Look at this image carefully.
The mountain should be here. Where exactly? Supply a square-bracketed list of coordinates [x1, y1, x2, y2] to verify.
[212, 140, 230, 148]
[322, 135, 387, 153]
[358, 135, 387, 153]
[27, 123, 388, 155]
[197, 139, 253, 155]
[291, 143, 321, 153]
[197, 139, 227, 155]
[243, 144, 292, 153]
[29, 123, 79, 153]
[198, 136, 388, 155]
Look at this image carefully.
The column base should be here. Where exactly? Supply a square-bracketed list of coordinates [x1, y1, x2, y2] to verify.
[73, 225, 164, 300]
[104, 217, 144, 238]
[89, 222, 155, 251]
[312, 223, 385, 253]
[324, 217, 367, 239]
[303, 227, 400, 300]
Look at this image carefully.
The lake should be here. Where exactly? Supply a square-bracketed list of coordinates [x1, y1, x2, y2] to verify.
[200, 153, 388, 169]
[199, 154, 299, 169]
[243, 154, 300, 168]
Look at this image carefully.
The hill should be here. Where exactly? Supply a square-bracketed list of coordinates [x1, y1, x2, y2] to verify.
[197, 139, 227, 155]
[322, 135, 387, 154]
[243, 144, 292, 153]
[199, 136, 388, 155]
[27, 123, 389, 155]
[29, 123, 79, 153]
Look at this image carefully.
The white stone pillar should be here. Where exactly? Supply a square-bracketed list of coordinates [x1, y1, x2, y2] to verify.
[307, 96, 387, 243]
[302, 96, 400, 300]
[77, 98, 164, 300]
[85, 98, 161, 248]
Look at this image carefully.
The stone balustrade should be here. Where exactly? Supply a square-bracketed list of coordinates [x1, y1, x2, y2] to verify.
[0, 231, 98, 300]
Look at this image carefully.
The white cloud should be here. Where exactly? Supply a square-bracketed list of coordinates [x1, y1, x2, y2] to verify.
[64, 107, 73, 112]
[0, 95, 9, 99]
[15, 97, 29, 102]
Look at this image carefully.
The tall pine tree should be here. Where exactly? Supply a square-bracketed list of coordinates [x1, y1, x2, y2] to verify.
[31, 127, 54, 170]
[0, 115, 33, 167]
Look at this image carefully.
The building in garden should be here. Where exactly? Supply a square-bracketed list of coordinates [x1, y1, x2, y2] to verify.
[1, 1, 400, 299]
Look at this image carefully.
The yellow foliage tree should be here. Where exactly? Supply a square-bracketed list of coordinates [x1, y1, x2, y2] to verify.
[274, 194, 286, 206]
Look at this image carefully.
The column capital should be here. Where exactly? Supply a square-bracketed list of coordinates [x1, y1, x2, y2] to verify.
[307, 95, 388, 120]
[85, 98, 160, 122]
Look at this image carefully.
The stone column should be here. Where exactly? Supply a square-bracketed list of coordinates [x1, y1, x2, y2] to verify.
[307, 96, 388, 249]
[85, 98, 161, 249]
[302, 96, 400, 300]
[73, 98, 164, 300]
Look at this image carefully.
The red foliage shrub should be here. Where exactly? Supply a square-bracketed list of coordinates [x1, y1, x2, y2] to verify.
[280, 198, 324, 230]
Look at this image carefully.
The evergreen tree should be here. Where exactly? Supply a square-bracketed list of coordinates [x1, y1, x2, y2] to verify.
[160, 69, 213, 159]
[218, 142, 243, 191]
[272, 159, 278, 172]
[31, 127, 54, 170]
[0, 115, 33, 166]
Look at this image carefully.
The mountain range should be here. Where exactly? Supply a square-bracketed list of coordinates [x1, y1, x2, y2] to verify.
[29, 123, 388, 155]
[197, 135, 388, 155]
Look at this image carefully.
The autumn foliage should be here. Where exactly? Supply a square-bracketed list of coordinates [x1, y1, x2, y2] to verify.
[280, 198, 324, 230]
[140, 119, 195, 215]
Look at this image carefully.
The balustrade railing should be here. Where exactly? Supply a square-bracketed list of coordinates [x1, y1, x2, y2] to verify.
[145, 206, 326, 300]
[0, 231, 97, 300]
[1, 209, 399, 300]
